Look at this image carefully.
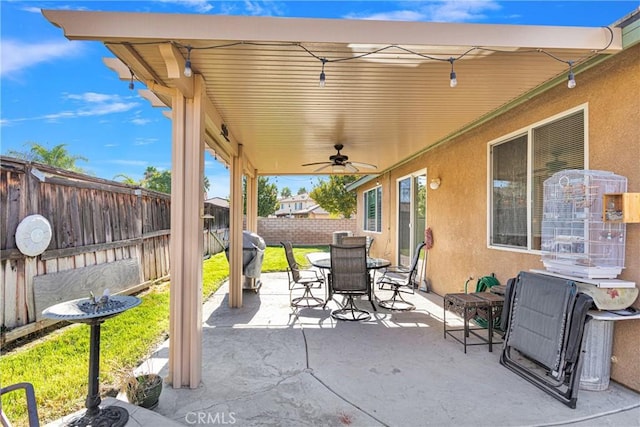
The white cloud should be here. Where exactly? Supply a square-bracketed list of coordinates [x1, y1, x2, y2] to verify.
[131, 118, 153, 125]
[64, 92, 139, 117]
[66, 92, 116, 103]
[77, 102, 137, 116]
[0, 39, 84, 78]
[134, 138, 158, 146]
[157, 0, 213, 13]
[426, 0, 501, 22]
[345, 1, 501, 23]
[21, 6, 43, 13]
[353, 10, 427, 22]
[242, 1, 284, 16]
[2, 92, 139, 125]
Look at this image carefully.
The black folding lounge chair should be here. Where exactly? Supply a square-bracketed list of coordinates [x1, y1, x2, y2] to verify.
[500, 271, 593, 408]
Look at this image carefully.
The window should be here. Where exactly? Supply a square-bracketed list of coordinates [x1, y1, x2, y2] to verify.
[364, 186, 382, 232]
[490, 108, 585, 250]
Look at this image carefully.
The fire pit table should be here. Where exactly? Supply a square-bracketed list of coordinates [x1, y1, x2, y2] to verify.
[42, 293, 142, 427]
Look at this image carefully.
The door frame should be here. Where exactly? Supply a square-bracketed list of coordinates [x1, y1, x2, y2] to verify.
[395, 169, 427, 266]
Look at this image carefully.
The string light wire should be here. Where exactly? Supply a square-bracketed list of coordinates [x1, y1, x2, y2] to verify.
[105, 26, 614, 90]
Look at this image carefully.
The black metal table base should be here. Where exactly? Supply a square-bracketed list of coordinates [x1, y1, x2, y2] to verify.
[67, 406, 129, 427]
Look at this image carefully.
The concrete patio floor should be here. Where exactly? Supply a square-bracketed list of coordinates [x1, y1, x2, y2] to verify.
[131, 267, 638, 426]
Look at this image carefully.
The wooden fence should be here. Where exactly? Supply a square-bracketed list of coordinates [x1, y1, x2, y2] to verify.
[203, 202, 229, 256]
[0, 156, 359, 344]
[0, 157, 172, 343]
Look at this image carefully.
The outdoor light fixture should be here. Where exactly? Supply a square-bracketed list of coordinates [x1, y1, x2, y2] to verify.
[319, 58, 327, 88]
[430, 178, 441, 190]
[184, 46, 193, 77]
[448, 58, 457, 88]
[221, 124, 230, 142]
[128, 68, 134, 90]
[567, 61, 576, 89]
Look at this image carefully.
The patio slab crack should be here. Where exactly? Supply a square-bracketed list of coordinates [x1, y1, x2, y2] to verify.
[300, 326, 391, 427]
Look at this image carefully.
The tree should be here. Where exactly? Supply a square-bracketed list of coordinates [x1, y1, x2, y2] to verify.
[310, 175, 358, 218]
[139, 167, 210, 195]
[297, 187, 307, 195]
[243, 176, 279, 217]
[113, 174, 138, 185]
[280, 187, 292, 198]
[7, 142, 89, 173]
[141, 166, 172, 193]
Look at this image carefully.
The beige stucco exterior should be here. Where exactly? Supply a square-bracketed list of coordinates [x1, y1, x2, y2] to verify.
[357, 43, 640, 391]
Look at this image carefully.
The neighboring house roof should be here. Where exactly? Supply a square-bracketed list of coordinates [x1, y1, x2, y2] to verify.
[275, 193, 329, 216]
[302, 204, 329, 215]
[278, 193, 312, 203]
[205, 197, 229, 209]
[275, 203, 329, 217]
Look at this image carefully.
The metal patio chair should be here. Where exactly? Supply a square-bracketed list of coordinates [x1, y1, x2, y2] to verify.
[340, 236, 367, 247]
[376, 242, 426, 311]
[1, 382, 40, 427]
[281, 241, 324, 308]
[326, 244, 372, 321]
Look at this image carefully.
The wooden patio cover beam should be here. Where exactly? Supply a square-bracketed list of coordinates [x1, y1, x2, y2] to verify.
[43, 10, 622, 52]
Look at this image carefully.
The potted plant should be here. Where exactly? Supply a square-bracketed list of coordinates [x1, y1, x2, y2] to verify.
[124, 373, 163, 409]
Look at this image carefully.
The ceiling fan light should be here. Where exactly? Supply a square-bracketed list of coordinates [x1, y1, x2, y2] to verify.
[332, 164, 346, 173]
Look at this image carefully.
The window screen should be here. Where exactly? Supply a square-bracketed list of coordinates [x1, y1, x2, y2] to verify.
[364, 187, 382, 232]
[490, 109, 585, 250]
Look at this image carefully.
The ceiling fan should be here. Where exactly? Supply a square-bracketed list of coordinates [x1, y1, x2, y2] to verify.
[302, 144, 377, 173]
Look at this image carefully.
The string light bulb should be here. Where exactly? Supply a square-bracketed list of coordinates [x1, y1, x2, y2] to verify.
[184, 46, 193, 77]
[567, 61, 576, 89]
[128, 68, 134, 90]
[448, 57, 457, 88]
[319, 58, 327, 88]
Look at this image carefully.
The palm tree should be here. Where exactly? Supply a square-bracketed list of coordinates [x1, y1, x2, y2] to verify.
[113, 174, 139, 185]
[7, 142, 89, 173]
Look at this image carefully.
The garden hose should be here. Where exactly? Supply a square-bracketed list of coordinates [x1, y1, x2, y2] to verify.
[473, 275, 501, 328]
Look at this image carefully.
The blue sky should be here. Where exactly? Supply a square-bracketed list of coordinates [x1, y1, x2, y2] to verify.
[1, 1, 637, 199]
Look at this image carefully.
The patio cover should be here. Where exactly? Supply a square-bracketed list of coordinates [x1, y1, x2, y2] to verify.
[43, 10, 621, 389]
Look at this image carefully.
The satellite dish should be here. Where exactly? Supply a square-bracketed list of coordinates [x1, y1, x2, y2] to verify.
[15, 214, 52, 257]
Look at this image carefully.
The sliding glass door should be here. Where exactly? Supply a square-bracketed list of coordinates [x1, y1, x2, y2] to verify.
[397, 172, 426, 267]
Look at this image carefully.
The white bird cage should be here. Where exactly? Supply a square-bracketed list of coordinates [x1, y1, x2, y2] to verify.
[541, 170, 627, 279]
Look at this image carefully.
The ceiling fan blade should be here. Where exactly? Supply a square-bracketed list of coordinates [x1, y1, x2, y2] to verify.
[345, 163, 359, 173]
[313, 164, 333, 172]
[302, 161, 332, 167]
[350, 161, 377, 169]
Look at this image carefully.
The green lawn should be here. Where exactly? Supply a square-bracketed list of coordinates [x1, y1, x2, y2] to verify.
[0, 245, 326, 425]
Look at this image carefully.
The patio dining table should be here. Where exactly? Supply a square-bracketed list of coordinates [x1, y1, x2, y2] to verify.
[309, 256, 391, 306]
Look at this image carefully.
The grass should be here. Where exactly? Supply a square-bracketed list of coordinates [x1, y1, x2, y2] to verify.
[0, 245, 327, 425]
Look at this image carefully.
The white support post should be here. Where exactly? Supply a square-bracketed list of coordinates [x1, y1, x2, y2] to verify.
[168, 75, 205, 389]
[228, 145, 244, 308]
[246, 172, 258, 233]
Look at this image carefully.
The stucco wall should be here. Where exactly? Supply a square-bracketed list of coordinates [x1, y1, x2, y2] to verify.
[357, 44, 640, 390]
[257, 218, 357, 246]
